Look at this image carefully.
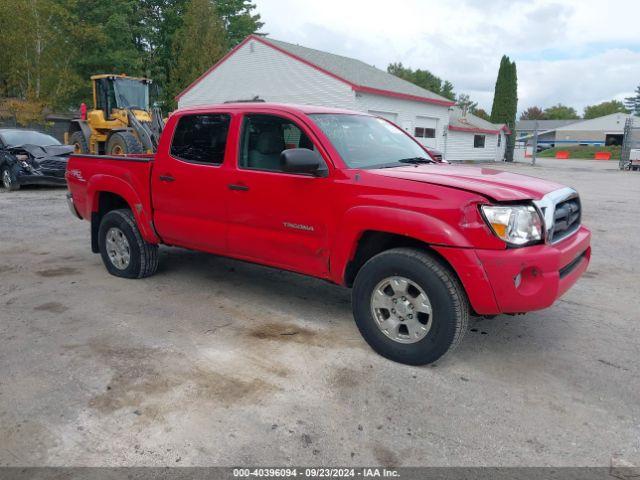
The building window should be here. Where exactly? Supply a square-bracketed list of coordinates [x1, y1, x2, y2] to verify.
[170, 113, 231, 164]
[474, 135, 486, 148]
[414, 127, 436, 138]
[497, 134, 501, 147]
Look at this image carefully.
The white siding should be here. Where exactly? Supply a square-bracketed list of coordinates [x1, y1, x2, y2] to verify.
[445, 129, 502, 162]
[178, 39, 357, 109]
[355, 92, 450, 151]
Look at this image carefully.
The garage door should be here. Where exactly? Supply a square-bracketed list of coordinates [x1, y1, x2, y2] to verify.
[368, 110, 398, 123]
[414, 116, 438, 149]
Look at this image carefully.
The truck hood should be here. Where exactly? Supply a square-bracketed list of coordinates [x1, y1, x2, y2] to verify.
[371, 164, 565, 201]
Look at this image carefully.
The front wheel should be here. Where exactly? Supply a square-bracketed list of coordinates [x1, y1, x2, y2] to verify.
[98, 209, 158, 279]
[352, 248, 469, 365]
[1, 165, 19, 191]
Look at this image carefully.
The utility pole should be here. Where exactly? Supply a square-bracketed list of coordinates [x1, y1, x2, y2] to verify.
[531, 120, 539, 166]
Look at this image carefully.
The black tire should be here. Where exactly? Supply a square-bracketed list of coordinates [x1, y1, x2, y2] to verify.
[98, 209, 158, 279]
[352, 247, 469, 365]
[1, 165, 19, 191]
[106, 132, 143, 155]
[69, 131, 89, 154]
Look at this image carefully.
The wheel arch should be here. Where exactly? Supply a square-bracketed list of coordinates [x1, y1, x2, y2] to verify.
[331, 205, 472, 286]
[87, 176, 159, 252]
[342, 230, 459, 288]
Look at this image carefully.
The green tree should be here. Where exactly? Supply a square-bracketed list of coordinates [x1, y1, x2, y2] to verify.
[387, 62, 456, 101]
[624, 85, 640, 115]
[543, 103, 579, 120]
[64, 0, 150, 107]
[0, 0, 82, 110]
[583, 100, 629, 119]
[166, 0, 228, 108]
[490, 55, 518, 161]
[474, 108, 490, 121]
[216, 0, 264, 46]
[456, 93, 478, 114]
[520, 106, 546, 120]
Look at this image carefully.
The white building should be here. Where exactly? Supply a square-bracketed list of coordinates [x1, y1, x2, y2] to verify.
[177, 35, 505, 162]
[445, 107, 508, 162]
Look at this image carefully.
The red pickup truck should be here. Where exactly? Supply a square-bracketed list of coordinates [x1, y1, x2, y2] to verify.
[66, 103, 591, 365]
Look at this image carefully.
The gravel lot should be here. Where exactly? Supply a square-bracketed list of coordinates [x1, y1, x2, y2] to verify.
[0, 158, 638, 467]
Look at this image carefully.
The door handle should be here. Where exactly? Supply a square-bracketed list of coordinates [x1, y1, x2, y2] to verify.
[159, 175, 175, 182]
[228, 184, 249, 191]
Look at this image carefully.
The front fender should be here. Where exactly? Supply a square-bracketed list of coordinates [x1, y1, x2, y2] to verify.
[329, 205, 473, 285]
[87, 174, 159, 244]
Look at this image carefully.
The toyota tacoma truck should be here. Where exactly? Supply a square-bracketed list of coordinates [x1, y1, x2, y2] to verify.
[65, 103, 591, 365]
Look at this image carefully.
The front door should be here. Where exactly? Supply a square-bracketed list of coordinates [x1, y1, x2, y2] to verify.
[226, 112, 333, 277]
[151, 112, 234, 254]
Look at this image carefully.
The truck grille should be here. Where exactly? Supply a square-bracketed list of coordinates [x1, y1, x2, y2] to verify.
[534, 187, 581, 244]
[550, 197, 581, 243]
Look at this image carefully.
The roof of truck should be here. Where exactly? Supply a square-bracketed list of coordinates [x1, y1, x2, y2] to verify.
[173, 102, 373, 117]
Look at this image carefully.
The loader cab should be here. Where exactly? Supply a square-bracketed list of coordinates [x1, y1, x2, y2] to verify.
[93, 75, 150, 119]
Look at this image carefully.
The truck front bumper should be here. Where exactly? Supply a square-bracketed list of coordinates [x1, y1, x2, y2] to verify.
[434, 225, 591, 315]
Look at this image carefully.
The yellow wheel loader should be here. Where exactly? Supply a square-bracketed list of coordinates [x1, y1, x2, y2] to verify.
[66, 74, 164, 155]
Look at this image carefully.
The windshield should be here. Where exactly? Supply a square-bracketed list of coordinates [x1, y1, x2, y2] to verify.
[308, 113, 432, 169]
[113, 78, 149, 110]
[0, 130, 60, 147]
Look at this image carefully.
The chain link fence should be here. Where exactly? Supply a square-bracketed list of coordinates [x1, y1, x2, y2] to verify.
[620, 116, 640, 170]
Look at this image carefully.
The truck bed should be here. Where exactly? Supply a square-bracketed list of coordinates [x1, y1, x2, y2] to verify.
[66, 153, 155, 222]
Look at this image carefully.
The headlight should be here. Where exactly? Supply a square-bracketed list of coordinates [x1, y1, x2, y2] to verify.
[481, 204, 543, 246]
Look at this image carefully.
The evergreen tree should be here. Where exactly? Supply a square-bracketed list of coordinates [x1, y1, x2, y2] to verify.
[490, 55, 518, 161]
[624, 85, 640, 115]
[166, 0, 228, 108]
[216, 0, 264, 46]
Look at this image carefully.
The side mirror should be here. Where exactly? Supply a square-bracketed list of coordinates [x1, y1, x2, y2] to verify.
[280, 148, 327, 176]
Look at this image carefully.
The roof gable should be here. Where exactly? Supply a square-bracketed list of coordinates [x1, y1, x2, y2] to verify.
[177, 35, 455, 107]
[448, 107, 507, 134]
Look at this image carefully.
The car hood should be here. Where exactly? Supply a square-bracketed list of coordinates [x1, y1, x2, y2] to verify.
[10, 144, 74, 159]
[371, 164, 565, 201]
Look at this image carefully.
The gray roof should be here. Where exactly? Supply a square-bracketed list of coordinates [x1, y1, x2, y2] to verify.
[516, 120, 578, 131]
[449, 107, 505, 132]
[262, 37, 453, 104]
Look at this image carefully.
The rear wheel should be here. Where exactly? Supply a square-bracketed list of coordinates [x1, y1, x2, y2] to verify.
[98, 209, 158, 279]
[1, 165, 19, 191]
[106, 132, 143, 155]
[69, 131, 89, 154]
[352, 247, 469, 365]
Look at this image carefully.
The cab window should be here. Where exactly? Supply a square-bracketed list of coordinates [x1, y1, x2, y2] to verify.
[239, 114, 318, 172]
[170, 113, 231, 165]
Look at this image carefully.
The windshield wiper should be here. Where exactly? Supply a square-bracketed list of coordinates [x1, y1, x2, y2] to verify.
[397, 157, 436, 164]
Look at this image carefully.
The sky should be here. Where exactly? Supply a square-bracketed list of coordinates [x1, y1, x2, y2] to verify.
[254, 0, 640, 115]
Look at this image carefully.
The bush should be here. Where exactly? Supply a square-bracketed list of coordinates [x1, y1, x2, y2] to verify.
[537, 145, 621, 159]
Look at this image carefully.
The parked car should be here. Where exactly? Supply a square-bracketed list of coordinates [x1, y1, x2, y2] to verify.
[0, 129, 73, 191]
[66, 103, 591, 365]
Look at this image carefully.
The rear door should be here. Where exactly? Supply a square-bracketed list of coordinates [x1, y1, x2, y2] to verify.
[226, 111, 334, 277]
[151, 111, 236, 253]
